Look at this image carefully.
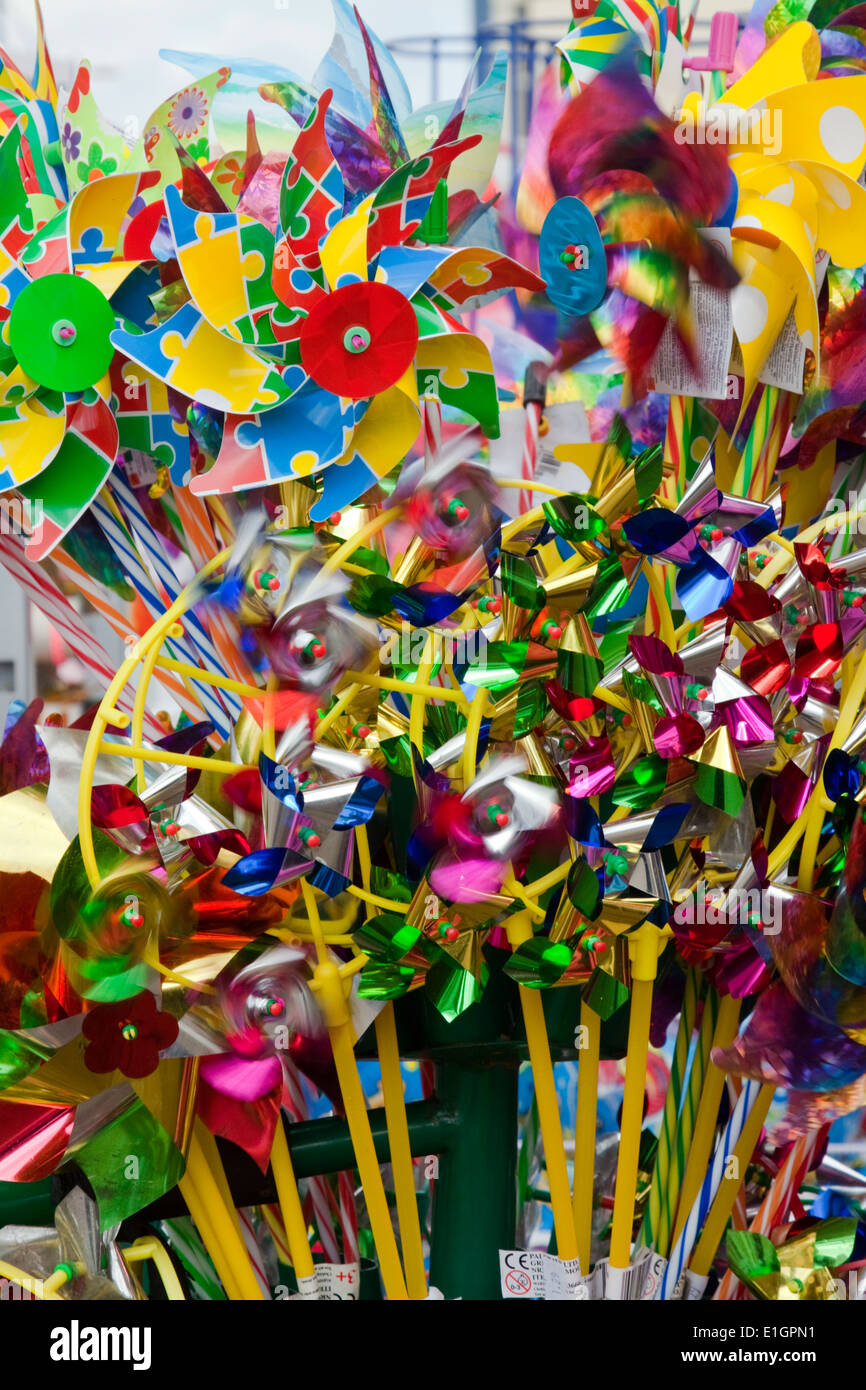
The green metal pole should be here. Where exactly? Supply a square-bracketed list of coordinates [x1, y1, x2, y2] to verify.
[285, 1097, 455, 1179]
[428, 1054, 519, 1300]
[0, 1178, 54, 1227]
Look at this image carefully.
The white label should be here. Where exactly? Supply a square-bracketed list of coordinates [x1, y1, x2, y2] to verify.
[290, 1262, 360, 1300]
[682, 1269, 709, 1300]
[605, 1247, 655, 1300]
[499, 1250, 586, 1300]
[641, 1251, 668, 1300]
[294, 1272, 319, 1300]
[651, 229, 734, 401]
[652, 285, 733, 400]
[545, 1255, 586, 1301]
[758, 306, 806, 393]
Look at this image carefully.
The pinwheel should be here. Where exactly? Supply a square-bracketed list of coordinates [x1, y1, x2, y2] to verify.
[0, 807, 312, 1211]
[621, 453, 779, 618]
[222, 742, 387, 901]
[141, 90, 543, 521]
[688, 20, 866, 427]
[539, 55, 739, 389]
[709, 808, 866, 1135]
[557, 0, 670, 91]
[726, 1216, 857, 1300]
[0, 158, 171, 559]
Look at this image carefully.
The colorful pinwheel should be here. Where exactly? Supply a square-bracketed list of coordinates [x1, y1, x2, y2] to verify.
[124, 90, 543, 520]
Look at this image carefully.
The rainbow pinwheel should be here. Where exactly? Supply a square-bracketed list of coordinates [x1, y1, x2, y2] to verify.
[557, 0, 670, 92]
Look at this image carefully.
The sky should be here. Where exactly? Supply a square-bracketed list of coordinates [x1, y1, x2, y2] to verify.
[3, 0, 475, 128]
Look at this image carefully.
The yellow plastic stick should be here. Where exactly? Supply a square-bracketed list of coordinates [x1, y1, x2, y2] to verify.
[797, 791, 827, 893]
[608, 923, 670, 1280]
[523, 859, 572, 900]
[315, 957, 409, 1300]
[670, 994, 742, 1246]
[505, 909, 578, 1262]
[375, 1002, 428, 1299]
[154, 655, 264, 702]
[409, 634, 436, 761]
[194, 1120, 258, 1278]
[315, 683, 361, 739]
[357, 823, 427, 1298]
[40, 1263, 84, 1297]
[262, 672, 278, 760]
[132, 637, 164, 793]
[345, 883, 410, 914]
[319, 507, 401, 578]
[688, 1083, 775, 1278]
[504, 872, 548, 923]
[462, 688, 488, 787]
[573, 1000, 601, 1273]
[269, 1121, 317, 1286]
[98, 742, 247, 775]
[608, 977, 654, 1271]
[178, 1171, 243, 1301]
[345, 670, 469, 705]
[123, 1237, 186, 1300]
[494, 477, 569, 497]
[183, 1130, 265, 1300]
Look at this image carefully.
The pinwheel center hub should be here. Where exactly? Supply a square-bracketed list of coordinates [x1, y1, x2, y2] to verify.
[8, 272, 115, 392]
[299, 280, 419, 400]
[344, 325, 371, 353]
[120, 1023, 138, 1041]
[52, 318, 77, 345]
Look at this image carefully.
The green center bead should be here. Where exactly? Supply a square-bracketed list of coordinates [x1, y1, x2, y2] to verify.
[343, 325, 371, 354]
